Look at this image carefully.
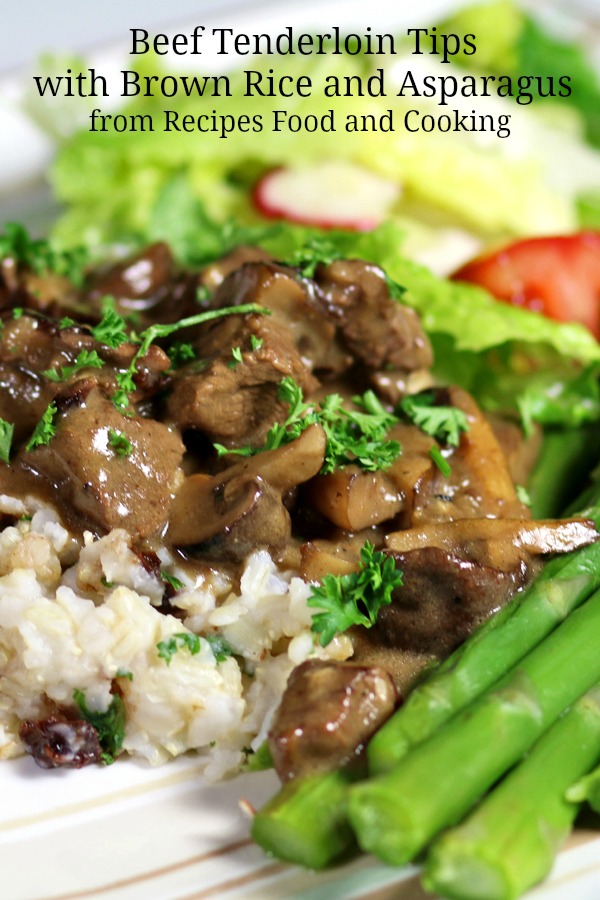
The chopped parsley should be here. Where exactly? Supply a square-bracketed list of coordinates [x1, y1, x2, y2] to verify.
[160, 571, 185, 591]
[516, 484, 532, 507]
[25, 403, 58, 451]
[287, 236, 344, 279]
[228, 346, 243, 368]
[43, 349, 104, 383]
[215, 377, 401, 474]
[116, 669, 133, 681]
[308, 542, 403, 647]
[59, 316, 76, 330]
[429, 446, 452, 478]
[0, 223, 89, 286]
[196, 285, 211, 306]
[73, 689, 126, 764]
[111, 302, 267, 412]
[167, 341, 196, 367]
[91, 306, 129, 349]
[0, 418, 14, 464]
[250, 335, 264, 352]
[108, 429, 133, 457]
[203, 633, 234, 664]
[12, 307, 23, 319]
[157, 631, 233, 665]
[400, 391, 469, 447]
[157, 632, 201, 664]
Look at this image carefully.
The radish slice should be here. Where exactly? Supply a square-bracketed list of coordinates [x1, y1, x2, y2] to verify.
[252, 161, 401, 231]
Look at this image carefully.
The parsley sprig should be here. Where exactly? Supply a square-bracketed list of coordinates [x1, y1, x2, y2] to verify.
[287, 236, 344, 279]
[0, 418, 14, 464]
[308, 542, 403, 646]
[43, 349, 104, 383]
[25, 403, 58, 451]
[112, 302, 267, 411]
[91, 306, 129, 348]
[0, 223, 88, 286]
[108, 429, 133, 457]
[400, 391, 469, 447]
[73, 689, 126, 765]
[400, 391, 469, 477]
[215, 377, 401, 474]
[157, 632, 233, 665]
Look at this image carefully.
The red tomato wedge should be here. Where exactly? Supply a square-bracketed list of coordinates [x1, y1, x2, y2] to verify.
[452, 232, 600, 339]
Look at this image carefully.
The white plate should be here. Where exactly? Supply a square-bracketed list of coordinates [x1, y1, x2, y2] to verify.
[1, 2, 600, 899]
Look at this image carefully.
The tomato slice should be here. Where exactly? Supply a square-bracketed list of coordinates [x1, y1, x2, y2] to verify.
[452, 232, 600, 339]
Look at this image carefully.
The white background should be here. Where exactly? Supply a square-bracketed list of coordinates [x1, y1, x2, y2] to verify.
[0, 0, 256, 74]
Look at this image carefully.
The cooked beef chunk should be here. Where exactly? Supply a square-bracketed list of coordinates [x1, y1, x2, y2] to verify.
[268, 659, 396, 781]
[19, 716, 103, 768]
[211, 261, 349, 376]
[376, 546, 531, 656]
[0, 255, 77, 319]
[20, 388, 184, 539]
[314, 259, 433, 372]
[200, 245, 272, 290]
[0, 317, 59, 444]
[166, 313, 317, 448]
[84, 242, 198, 325]
[0, 312, 171, 447]
[167, 425, 326, 560]
[306, 465, 403, 531]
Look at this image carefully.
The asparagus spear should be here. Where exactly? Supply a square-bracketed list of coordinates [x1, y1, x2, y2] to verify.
[565, 759, 600, 812]
[251, 767, 360, 869]
[368, 531, 600, 774]
[252, 510, 600, 868]
[424, 683, 600, 900]
[347, 586, 600, 866]
[527, 426, 600, 519]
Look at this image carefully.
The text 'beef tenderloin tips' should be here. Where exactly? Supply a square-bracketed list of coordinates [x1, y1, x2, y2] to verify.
[1, 232, 598, 776]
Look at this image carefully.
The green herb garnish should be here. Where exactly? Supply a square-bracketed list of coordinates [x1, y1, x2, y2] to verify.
[308, 542, 403, 647]
[91, 306, 129, 349]
[167, 341, 196, 367]
[157, 632, 201, 664]
[108, 429, 133, 457]
[429, 446, 452, 477]
[160, 571, 185, 591]
[73, 689, 126, 764]
[157, 631, 233, 665]
[215, 378, 401, 474]
[287, 236, 344, 279]
[43, 349, 104, 383]
[203, 633, 234, 664]
[0, 418, 14, 463]
[250, 335, 264, 352]
[111, 303, 267, 412]
[0, 223, 88, 285]
[25, 403, 58, 451]
[228, 346, 243, 368]
[401, 391, 469, 447]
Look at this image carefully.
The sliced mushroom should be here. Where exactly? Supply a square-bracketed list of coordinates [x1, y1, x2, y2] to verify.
[385, 516, 598, 570]
[166, 425, 326, 558]
[306, 465, 403, 531]
[412, 386, 528, 523]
